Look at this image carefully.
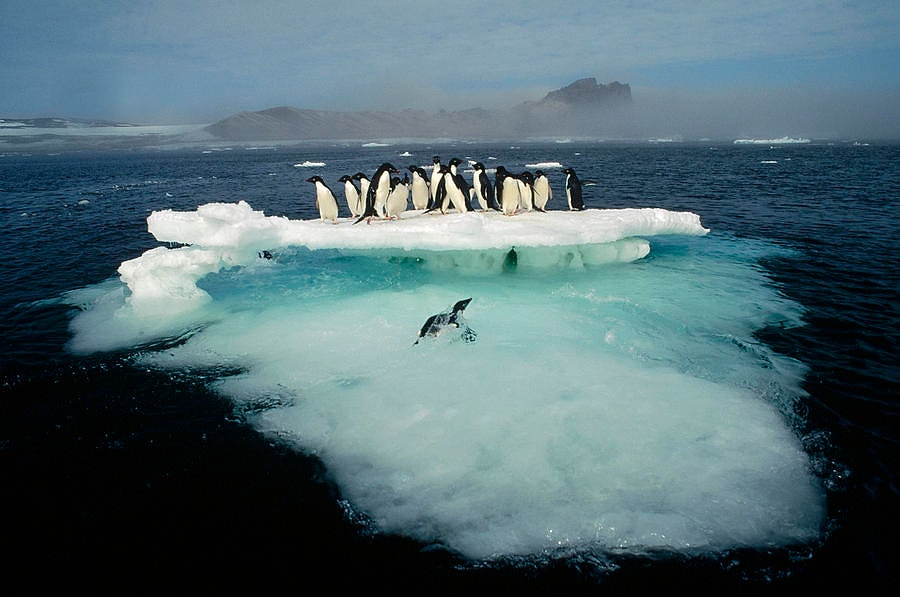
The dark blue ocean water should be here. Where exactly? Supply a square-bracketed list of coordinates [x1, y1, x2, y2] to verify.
[1, 141, 897, 592]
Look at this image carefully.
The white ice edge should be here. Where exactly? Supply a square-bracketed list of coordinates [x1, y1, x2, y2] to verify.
[118, 201, 709, 315]
[145, 200, 709, 251]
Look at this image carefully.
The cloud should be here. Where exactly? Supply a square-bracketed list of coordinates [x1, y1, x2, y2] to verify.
[1, 0, 898, 135]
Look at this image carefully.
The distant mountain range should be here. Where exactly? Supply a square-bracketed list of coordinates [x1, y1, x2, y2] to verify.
[205, 78, 632, 142]
[0, 78, 633, 149]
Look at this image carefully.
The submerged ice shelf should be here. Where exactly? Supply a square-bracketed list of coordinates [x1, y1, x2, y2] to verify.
[64, 199, 826, 560]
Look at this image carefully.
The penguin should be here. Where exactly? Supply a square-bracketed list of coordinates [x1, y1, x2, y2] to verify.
[305, 175, 340, 224]
[407, 165, 431, 210]
[352, 172, 371, 213]
[447, 157, 471, 212]
[385, 173, 410, 219]
[424, 165, 455, 214]
[532, 169, 553, 212]
[561, 167, 585, 210]
[429, 156, 442, 210]
[496, 166, 520, 216]
[338, 174, 362, 217]
[516, 171, 535, 212]
[471, 162, 497, 211]
[355, 163, 398, 224]
[414, 297, 477, 345]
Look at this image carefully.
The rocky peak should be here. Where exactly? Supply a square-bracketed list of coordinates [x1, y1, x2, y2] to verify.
[540, 78, 632, 106]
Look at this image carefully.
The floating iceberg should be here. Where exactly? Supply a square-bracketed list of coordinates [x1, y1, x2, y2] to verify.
[120, 201, 708, 315]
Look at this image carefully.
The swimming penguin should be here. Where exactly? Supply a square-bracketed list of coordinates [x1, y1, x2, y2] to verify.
[338, 174, 362, 217]
[561, 167, 585, 210]
[532, 170, 553, 212]
[407, 165, 431, 210]
[305, 175, 340, 224]
[471, 162, 497, 211]
[414, 297, 477, 345]
[385, 173, 410, 219]
[447, 157, 472, 212]
[355, 163, 398, 224]
[496, 166, 520, 216]
[516, 171, 535, 211]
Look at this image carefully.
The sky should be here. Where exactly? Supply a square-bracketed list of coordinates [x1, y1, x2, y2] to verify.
[2, 0, 899, 139]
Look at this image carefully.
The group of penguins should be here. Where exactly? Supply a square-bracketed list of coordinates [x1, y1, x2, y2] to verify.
[305, 155, 585, 224]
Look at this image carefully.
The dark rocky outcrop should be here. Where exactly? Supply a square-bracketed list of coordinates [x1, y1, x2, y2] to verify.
[537, 78, 632, 106]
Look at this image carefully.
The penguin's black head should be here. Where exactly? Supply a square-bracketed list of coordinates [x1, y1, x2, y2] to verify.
[534, 169, 544, 177]
[473, 162, 484, 170]
[432, 156, 440, 164]
[449, 157, 462, 166]
[339, 174, 351, 182]
[305, 176, 321, 183]
[520, 171, 534, 183]
[382, 162, 399, 174]
[562, 167, 575, 175]
[353, 172, 368, 180]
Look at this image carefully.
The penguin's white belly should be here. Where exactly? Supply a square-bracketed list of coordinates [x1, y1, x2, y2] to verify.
[317, 189, 339, 221]
[501, 179, 519, 215]
[534, 180, 550, 209]
[386, 186, 408, 217]
[411, 179, 429, 209]
[344, 184, 360, 216]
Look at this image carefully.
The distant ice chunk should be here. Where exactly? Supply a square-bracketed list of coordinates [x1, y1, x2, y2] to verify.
[733, 137, 810, 144]
[524, 161, 564, 169]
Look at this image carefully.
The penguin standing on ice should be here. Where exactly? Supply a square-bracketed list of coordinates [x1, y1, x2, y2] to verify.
[425, 165, 455, 214]
[447, 157, 472, 212]
[385, 173, 410, 219]
[429, 156, 442, 210]
[407, 165, 431, 210]
[355, 163, 399, 224]
[532, 169, 553, 212]
[352, 172, 371, 211]
[471, 162, 496, 211]
[561, 167, 585, 210]
[496, 166, 520, 216]
[516, 171, 535, 212]
[338, 174, 362, 217]
[305, 175, 340, 224]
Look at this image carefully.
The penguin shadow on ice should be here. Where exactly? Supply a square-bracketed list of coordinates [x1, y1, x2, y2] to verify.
[413, 297, 477, 345]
